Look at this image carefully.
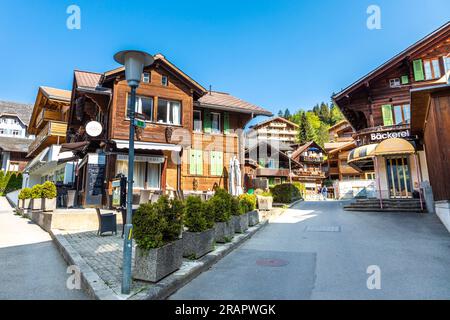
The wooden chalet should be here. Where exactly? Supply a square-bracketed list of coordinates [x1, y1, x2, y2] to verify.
[333, 21, 450, 200]
[64, 54, 272, 208]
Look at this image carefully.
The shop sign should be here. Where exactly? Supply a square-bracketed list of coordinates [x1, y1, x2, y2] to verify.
[370, 130, 410, 142]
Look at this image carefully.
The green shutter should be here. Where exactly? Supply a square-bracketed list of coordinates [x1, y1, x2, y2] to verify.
[189, 149, 197, 175]
[381, 105, 393, 126]
[401, 75, 409, 84]
[413, 59, 424, 81]
[217, 152, 223, 176]
[203, 110, 211, 133]
[210, 151, 216, 176]
[223, 112, 230, 135]
[196, 150, 203, 175]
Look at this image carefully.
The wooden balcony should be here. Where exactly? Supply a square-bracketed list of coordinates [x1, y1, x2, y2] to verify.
[298, 155, 325, 163]
[36, 108, 63, 130]
[28, 121, 67, 157]
[256, 168, 290, 177]
[294, 169, 326, 179]
[354, 123, 411, 145]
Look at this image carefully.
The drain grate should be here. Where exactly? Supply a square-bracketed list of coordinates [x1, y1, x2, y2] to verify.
[305, 226, 341, 232]
[256, 259, 289, 267]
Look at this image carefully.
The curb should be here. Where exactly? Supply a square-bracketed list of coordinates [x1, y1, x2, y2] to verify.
[50, 219, 268, 300]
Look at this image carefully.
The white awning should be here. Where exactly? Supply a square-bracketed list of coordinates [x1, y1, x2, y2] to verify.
[113, 139, 182, 152]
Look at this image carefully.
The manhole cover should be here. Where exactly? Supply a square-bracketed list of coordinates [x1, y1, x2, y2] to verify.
[305, 226, 341, 232]
[256, 259, 289, 267]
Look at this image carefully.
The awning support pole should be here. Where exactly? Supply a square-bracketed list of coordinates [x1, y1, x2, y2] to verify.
[374, 156, 383, 209]
[414, 153, 424, 212]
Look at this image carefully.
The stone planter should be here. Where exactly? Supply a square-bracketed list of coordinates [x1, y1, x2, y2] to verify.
[42, 198, 56, 212]
[17, 199, 24, 209]
[257, 196, 273, 210]
[247, 210, 260, 226]
[182, 228, 215, 259]
[23, 199, 31, 210]
[232, 214, 249, 233]
[214, 220, 234, 243]
[32, 198, 43, 211]
[133, 239, 183, 283]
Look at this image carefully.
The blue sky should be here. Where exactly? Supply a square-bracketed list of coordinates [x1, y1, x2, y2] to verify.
[0, 0, 449, 117]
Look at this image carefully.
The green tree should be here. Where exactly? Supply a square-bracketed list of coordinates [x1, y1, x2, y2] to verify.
[319, 102, 331, 124]
[330, 103, 344, 125]
[278, 110, 283, 117]
[298, 113, 308, 144]
[316, 122, 330, 148]
[283, 108, 291, 119]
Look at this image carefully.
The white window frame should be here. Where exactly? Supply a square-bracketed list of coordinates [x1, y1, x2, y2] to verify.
[157, 99, 181, 125]
[211, 112, 221, 134]
[444, 56, 450, 73]
[128, 94, 154, 122]
[12, 130, 20, 136]
[389, 78, 401, 87]
[161, 75, 168, 86]
[193, 110, 202, 132]
[424, 58, 441, 80]
[142, 72, 150, 83]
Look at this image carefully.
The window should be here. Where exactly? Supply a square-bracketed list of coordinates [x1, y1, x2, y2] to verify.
[157, 99, 181, 125]
[389, 78, 401, 87]
[55, 168, 65, 183]
[211, 112, 221, 133]
[0, 129, 4, 135]
[161, 76, 168, 86]
[129, 95, 153, 121]
[393, 104, 410, 124]
[12, 130, 19, 136]
[193, 110, 202, 132]
[424, 58, 441, 80]
[142, 72, 150, 83]
[116, 161, 146, 189]
[189, 149, 203, 175]
[8, 162, 19, 172]
[147, 163, 161, 189]
[444, 56, 450, 73]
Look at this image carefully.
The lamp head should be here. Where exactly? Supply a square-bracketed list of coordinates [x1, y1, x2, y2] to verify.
[114, 50, 154, 88]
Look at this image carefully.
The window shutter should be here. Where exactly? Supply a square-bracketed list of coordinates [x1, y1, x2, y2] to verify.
[381, 105, 393, 126]
[210, 151, 216, 176]
[217, 152, 224, 176]
[401, 75, 409, 85]
[189, 149, 197, 175]
[196, 150, 203, 175]
[413, 59, 424, 81]
[223, 112, 230, 135]
[203, 110, 211, 133]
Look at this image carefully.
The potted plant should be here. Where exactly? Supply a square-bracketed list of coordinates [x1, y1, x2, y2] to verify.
[239, 193, 259, 226]
[42, 181, 57, 212]
[231, 196, 249, 233]
[18, 188, 32, 210]
[31, 184, 43, 211]
[182, 196, 215, 259]
[256, 190, 273, 211]
[133, 196, 184, 283]
[211, 189, 234, 243]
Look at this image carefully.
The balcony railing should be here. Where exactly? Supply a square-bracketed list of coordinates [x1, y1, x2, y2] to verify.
[354, 123, 412, 146]
[256, 168, 290, 177]
[28, 121, 67, 156]
[299, 155, 325, 163]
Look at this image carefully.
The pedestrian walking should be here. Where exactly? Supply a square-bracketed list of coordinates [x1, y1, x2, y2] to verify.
[321, 185, 328, 201]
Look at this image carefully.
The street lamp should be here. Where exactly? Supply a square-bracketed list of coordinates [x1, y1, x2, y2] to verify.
[286, 151, 293, 184]
[114, 50, 154, 295]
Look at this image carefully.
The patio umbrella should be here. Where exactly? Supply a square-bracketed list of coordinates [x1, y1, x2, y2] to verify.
[229, 157, 235, 196]
[234, 156, 243, 196]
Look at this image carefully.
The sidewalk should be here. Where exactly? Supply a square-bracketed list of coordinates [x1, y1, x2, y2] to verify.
[0, 197, 88, 300]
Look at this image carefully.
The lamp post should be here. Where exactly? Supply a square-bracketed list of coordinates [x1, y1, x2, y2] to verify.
[287, 151, 293, 184]
[113, 50, 154, 295]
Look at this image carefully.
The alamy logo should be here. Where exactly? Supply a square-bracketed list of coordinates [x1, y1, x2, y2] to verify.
[366, 5, 381, 30]
[66, 265, 81, 290]
[366, 265, 381, 290]
[66, 5, 81, 30]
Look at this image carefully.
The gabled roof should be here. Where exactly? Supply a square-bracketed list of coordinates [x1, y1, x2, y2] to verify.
[328, 120, 352, 132]
[40, 86, 71, 102]
[327, 140, 357, 154]
[104, 53, 206, 97]
[291, 141, 326, 159]
[197, 91, 272, 116]
[250, 116, 298, 129]
[333, 21, 450, 101]
[0, 101, 33, 126]
[0, 136, 32, 153]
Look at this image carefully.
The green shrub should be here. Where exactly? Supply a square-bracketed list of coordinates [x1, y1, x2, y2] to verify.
[133, 203, 167, 250]
[238, 193, 257, 213]
[133, 196, 184, 250]
[211, 189, 232, 222]
[31, 184, 43, 199]
[292, 182, 306, 198]
[18, 188, 32, 200]
[42, 181, 57, 199]
[230, 196, 243, 216]
[184, 196, 215, 232]
[271, 183, 301, 203]
[0, 171, 23, 195]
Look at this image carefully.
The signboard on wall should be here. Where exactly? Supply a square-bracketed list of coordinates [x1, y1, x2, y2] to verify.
[370, 130, 410, 142]
[84, 153, 106, 207]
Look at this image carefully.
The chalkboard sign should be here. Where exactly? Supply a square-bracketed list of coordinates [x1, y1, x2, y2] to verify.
[84, 153, 106, 207]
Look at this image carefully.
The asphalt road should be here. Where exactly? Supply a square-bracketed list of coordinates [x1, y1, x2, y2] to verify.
[170, 200, 450, 300]
[0, 197, 88, 300]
